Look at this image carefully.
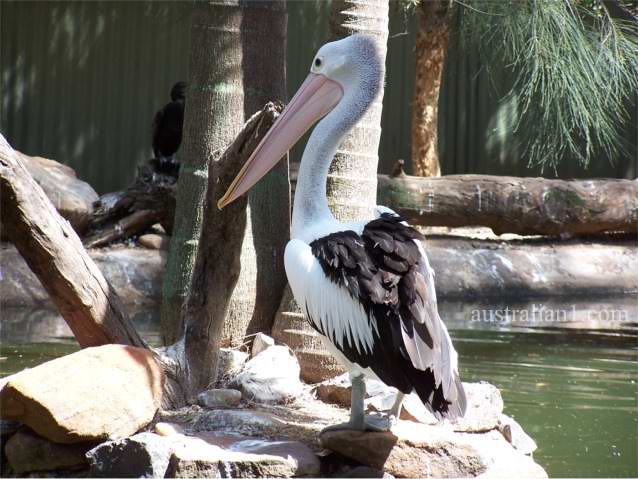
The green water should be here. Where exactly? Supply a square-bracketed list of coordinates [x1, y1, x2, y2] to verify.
[1, 303, 637, 478]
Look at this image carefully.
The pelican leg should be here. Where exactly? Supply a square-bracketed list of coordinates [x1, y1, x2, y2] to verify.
[390, 391, 405, 418]
[363, 391, 404, 432]
[322, 376, 404, 433]
[321, 373, 366, 432]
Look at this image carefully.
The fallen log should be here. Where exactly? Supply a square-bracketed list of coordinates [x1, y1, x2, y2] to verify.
[84, 160, 177, 247]
[0, 134, 145, 348]
[84, 209, 160, 249]
[377, 169, 638, 236]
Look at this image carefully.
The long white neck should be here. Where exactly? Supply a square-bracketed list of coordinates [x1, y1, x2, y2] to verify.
[291, 88, 371, 241]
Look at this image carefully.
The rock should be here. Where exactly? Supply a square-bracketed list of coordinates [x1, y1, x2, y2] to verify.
[231, 345, 303, 404]
[0, 419, 20, 443]
[315, 378, 505, 432]
[155, 422, 188, 437]
[161, 388, 546, 478]
[315, 373, 352, 407]
[216, 348, 250, 383]
[498, 414, 537, 455]
[166, 444, 296, 478]
[0, 344, 164, 443]
[343, 466, 392, 478]
[252, 332, 275, 357]
[400, 393, 438, 424]
[185, 431, 320, 477]
[315, 375, 437, 425]
[453, 382, 504, 432]
[1, 245, 165, 308]
[320, 421, 547, 478]
[5, 428, 94, 474]
[17, 151, 98, 234]
[86, 432, 173, 478]
[191, 409, 288, 435]
[138, 233, 170, 250]
[198, 388, 242, 408]
[165, 434, 319, 478]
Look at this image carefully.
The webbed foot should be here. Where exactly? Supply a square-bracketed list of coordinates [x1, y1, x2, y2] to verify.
[321, 414, 397, 433]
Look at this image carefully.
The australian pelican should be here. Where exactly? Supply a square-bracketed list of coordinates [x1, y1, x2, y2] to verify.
[219, 35, 466, 430]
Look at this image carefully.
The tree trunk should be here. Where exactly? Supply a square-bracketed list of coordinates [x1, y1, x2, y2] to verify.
[160, 1, 245, 345]
[410, 1, 450, 177]
[183, 104, 283, 397]
[328, 0, 389, 221]
[219, 0, 290, 346]
[0, 134, 145, 349]
[377, 173, 638, 236]
[270, 1, 390, 384]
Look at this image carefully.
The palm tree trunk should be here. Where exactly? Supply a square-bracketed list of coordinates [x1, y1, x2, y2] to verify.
[272, 0, 390, 384]
[160, 1, 244, 345]
[220, 0, 289, 346]
[327, 0, 389, 221]
[410, 1, 450, 177]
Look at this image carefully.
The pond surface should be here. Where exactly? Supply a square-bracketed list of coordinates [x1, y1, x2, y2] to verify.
[1, 299, 637, 478]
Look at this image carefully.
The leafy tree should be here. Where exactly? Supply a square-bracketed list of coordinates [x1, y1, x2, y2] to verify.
[408, 0, 638, 174]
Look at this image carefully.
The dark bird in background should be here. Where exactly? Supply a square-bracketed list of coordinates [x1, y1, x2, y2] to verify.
[152, 81, 187, 175]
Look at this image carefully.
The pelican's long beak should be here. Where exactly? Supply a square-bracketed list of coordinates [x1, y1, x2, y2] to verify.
[218, 73, 343, 209]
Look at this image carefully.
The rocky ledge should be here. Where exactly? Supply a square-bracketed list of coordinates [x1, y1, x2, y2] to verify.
[0, 337, 547, 478]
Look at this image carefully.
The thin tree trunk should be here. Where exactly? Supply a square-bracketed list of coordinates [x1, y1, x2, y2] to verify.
[328, 0, 389, 221]
[160, 1, 244, 345]
[219, 0, 289, 346]
[0, 134, 145, 349]
[411, 1, 449, 177]
[183, 104, 282, 397]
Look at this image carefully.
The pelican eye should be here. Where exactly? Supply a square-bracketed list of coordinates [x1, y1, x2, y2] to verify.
[314, 57, 322, 68]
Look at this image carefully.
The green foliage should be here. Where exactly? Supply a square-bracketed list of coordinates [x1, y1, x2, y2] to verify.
[456, 0, 638, 170]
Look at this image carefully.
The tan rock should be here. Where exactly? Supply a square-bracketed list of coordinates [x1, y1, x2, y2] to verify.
[320, 425, 484, 477]
[320, 421, 547, 479]
[497, 414, 537, 455]
[0, 344, 164, 443]
[198, 388, 242, 408]
[5, 428, 94, 474]
[453, 382, 503, 432]
[315, 373, 352, 407]
[138, 233, 170, 250]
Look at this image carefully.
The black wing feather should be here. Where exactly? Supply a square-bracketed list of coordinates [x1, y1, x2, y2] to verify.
[310, 213, 460, 417]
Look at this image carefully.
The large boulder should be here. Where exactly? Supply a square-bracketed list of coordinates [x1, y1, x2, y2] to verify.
[17, 151, 98, 234]
[319, 421, 547, 478]
[0, 244, 164, 308]
[165, 431, 320, 478]
[89, 427, 320, 479]
[0, 344, 164, 443]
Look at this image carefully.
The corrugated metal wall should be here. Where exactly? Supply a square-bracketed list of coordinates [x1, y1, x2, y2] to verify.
[1, 1, 635, 194]
[1, 1, 191, 192]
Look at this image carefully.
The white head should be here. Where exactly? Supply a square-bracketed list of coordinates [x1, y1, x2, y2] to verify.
[310, 34, 384, 105]
[219, 34, 384, 209]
